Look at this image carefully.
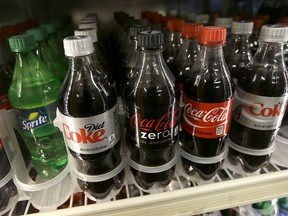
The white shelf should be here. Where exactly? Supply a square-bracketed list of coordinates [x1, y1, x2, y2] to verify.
[6, 163, 288, 216]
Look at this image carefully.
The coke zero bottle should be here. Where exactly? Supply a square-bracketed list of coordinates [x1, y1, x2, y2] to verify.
[57, 35, 124, 199]
[123, 30, 180, 190]
[181, 27, 234, 180]
[228, 24, 288, 173]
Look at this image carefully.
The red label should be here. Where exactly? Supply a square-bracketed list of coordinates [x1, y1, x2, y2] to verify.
[0, 94, 12, 110]
[182, 97, 233, 138]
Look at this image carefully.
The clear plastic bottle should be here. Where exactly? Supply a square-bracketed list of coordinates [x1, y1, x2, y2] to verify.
[8, 34, 68, 179]
[249, 18, 264, 56]
[228, 24, 288, 173]
[181, 26, 234, 180]
[57, 35, 124, 200]
[123, 30, 180, 190]
[225, 21, 254, 85]
[26, 27, 67, 82]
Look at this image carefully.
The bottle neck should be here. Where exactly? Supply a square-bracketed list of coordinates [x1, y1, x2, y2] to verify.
[138, 48, 165, 66]
[198, 44, 225, 63]
[253, 41, 285, 65]
[231, 34, 253, 57]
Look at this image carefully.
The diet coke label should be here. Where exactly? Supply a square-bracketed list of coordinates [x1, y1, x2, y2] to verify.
[125, 106, 179, 146]
[57, 104, 121, 154]
[182, 97, 233, 138]
[233, 87, 288, 131]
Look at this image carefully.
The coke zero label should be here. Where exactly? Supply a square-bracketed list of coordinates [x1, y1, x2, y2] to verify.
[126, 106, 179, 145]
[182, 97, 233, 138]
[58, 104, 121, 154]
[233, 87, 288, 131]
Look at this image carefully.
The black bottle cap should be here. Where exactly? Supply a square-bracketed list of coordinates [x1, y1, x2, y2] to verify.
[129, 24, 151, 37]
[137, 30, 164, 49]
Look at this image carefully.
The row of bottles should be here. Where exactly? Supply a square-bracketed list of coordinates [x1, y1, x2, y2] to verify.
[1, 6, 288, 214]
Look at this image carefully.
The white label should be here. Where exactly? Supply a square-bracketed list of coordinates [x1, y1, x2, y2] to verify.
[232, 87, 288, 131]
[57, 104, 121, 154]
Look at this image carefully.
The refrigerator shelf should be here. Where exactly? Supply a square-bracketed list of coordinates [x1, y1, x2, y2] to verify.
[6, 162, 288, 216]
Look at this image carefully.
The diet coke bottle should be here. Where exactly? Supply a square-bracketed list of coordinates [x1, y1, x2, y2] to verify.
[180, 26, 234, 180]
[228, 24, 288, 173]
[56, 35, 125, 200]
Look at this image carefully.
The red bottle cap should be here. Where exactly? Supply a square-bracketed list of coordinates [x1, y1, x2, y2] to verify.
[163, 16, 177, 26]
[151, 13, 164, 24]
[0, 29, 5, 41]
[256, 14, 270, 24]
[1, 25, 17, 37]
[167, 19, 185, 31]
[252, 18, 264, 30]
[198, 26, 226, 45]
[278, 16, 288, 23]
[181, 23, 203, 38]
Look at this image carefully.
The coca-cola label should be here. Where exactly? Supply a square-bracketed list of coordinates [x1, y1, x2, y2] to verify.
[58, 104, 121, 154]
[125, 105, 179, 146]
[182, 97, 233, 138]
[232, 87, 288, 130]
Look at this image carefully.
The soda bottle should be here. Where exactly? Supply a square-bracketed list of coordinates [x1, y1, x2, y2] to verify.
[194, 14, 210, 26]
[228, 24, 288, 173]
[163, 19, 185, 68]
[168, 23, 203, 98]
[249, 18, 264, 56]
[225, 21, 254, 85]
[57, 35, 124, 200]
[123, 30, 180, 190]
[8, 34, 68, 179]
[120, 24, 151, 92]
[252, 200, 277, 216]
[278, 197, 288, 216]
[181, 27, 234, 180]
[74, 28, 114, 86]
[26, 27, 67, 82]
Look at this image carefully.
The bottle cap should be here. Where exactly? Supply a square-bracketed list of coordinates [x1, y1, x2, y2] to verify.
[74, 28, 98, 43]
[0, 29, 6, 41]
[195, 14, 209, 24]
[181, 23, 203, 38]
[150, 13, 164, 25]
[129, 24, 151, 37]
[137, 30, 164, 48]
[167, 19, 185, 31]
[231, 21, 254, 34]
[215, 17, 233, 28]
[258, 24, 288, 42]
[1, 25, 18, 37]
[63, 35, 94, 57]
[40, 23, 56, 35]
[27, 27, 49, 42]
[198, 26, 226, 45]
[9, 34, 37, 53]
[79, 21, 98, 32]
[252, 18, 264, 30]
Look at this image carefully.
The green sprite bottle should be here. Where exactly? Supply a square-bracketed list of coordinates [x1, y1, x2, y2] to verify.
[27, 27, 67, 82]
[8, 34, 68, 179]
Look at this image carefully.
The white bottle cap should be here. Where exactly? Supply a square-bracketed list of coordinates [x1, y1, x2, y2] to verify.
[63, 35, 94, 57]
[259, 24, 288, 42]
[215, 17, 233, 28]
[195, 14, 209, 24]
[231, 21, 254, 35]
[74, 28, 98, 43]
[79, 20, 98, 32]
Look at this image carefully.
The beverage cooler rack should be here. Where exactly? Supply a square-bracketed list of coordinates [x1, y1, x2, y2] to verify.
[1, 101, 288, 216]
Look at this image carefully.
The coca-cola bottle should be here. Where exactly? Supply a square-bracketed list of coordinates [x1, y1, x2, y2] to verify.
[56, 35, 124, 199]
[249, 18, 264, 56]
[168, 23, 203, 99]
[225, 21, 254, 85]
[228, 24, 288, 173]
[181, 27, 234, 180]
[123, 30, 180, 190]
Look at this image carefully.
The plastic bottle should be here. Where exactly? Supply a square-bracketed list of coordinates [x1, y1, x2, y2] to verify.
[250, 18, 264, 56]
[252, 200, 278, 216]
[180, 27, 234, 180]
[278, 197, 288, 216]
[194, 14, 210, 26]
[228, 24, 288, 173]
[56, 35, 124, 200]
[163, 19, 185, 70]
[123, 30, 180, 190]
[168, 23, 203, 100]
[225, 21, 254, 85]
[27, 27, 67, 82]
[74, 28, 114, 86]
[120, 24, 151, 92]
[8, 34, 68, 179]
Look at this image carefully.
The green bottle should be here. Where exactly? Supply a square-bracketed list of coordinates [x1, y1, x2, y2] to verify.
[8, 34, 68, 179]
[27, 27, 67, 82]
[252, 200, 277, 216]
